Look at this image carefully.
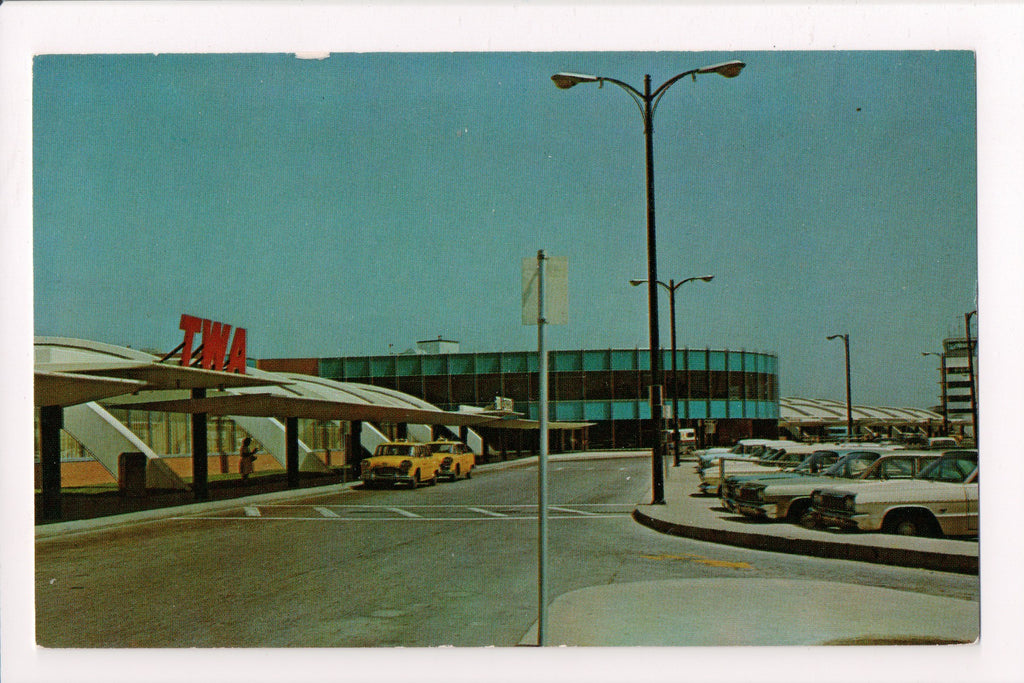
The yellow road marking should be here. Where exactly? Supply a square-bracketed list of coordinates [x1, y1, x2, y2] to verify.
[640, 553, 753, 569]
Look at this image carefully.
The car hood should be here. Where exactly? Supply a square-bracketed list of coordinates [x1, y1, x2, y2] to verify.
[816, 479, 974, 504]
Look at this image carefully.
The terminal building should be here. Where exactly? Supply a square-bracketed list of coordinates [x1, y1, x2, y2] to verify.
[257, 338, 783, 451]
[33, 330, 949, 521]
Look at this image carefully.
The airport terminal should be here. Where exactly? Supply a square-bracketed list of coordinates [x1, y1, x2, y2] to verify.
[34, 316, 975, 523]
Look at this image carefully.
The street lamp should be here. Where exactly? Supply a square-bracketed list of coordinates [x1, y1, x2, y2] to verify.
[630, 276, 714, 466]
[826, 333, 853, 441]
[552, 60, 745, 505]
[921, 351, 949, 436]
[964, 310, 978, 444]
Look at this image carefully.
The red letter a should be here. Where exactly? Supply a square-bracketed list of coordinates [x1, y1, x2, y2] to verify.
[225, 328, 248, 374]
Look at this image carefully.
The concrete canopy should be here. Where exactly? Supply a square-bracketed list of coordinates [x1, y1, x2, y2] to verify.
[108, 393, 501, 426]
[35, 371, 147, 407]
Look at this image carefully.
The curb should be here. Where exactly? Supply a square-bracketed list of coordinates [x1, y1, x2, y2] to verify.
[631, 507, 978, 576]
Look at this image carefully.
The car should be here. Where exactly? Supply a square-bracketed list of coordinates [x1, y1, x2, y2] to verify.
[809, 449, 978, 537]
[718, 448, 851, 511]
[426, 440, 476, 481]
[731, 450, 938, 525]
[360, 440, 440, 488]
[697, 446, 819, 496]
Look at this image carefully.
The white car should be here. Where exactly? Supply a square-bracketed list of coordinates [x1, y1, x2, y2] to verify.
[732, 450, 938, 524]
[810, 450, 978, 537]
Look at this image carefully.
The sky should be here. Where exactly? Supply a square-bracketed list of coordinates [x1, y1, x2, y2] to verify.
[32, 50, 977, 408]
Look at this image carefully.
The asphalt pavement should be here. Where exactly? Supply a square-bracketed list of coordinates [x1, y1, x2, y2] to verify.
[35, 450, 980, 648]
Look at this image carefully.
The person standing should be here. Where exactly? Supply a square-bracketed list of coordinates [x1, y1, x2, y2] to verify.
[239, 437, 258, 481]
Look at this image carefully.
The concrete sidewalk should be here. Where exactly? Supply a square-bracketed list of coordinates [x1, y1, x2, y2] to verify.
[632, 462, 979, 575]
[520, 577, 978, 646]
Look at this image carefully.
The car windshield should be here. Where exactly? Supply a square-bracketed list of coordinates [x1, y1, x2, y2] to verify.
[916, 451, 978, 483]
[823, 451, 881, 478]
[431, 444, 456, 453]
[793, 450, 839, 473]
[377, 445, 417, 456]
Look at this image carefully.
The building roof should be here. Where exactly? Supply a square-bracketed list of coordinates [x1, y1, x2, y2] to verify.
[780, 397, 942, 425]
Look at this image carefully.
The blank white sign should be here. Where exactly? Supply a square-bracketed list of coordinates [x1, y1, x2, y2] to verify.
[521, 255, 568, 325]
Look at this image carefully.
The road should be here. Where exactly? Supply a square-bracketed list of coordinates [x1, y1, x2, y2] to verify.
[35, 455, 979, 647]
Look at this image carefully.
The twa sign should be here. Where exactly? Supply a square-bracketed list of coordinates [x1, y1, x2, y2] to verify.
[178, 314, 248, 374]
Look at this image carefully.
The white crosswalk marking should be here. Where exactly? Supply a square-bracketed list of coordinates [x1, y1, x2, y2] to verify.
[387, 507, 421, 518]
[467, 507, 507, 517]
[180, 503, 635, 523]
[549, 505, 598, 516]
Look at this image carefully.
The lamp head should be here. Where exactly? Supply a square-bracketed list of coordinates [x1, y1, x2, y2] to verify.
[697, 60, 746, 78]
[551, 72, 600, 89]
[629, 279, 646, 287]
[698, 275, 714, 283]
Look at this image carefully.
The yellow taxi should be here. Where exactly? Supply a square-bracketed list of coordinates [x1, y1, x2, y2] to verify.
[426, 440, 477, 482]
[360, 440, 440, 489]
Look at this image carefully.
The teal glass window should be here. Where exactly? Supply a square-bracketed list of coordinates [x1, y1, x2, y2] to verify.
[502, 352, 529, 373]
[396, 355, 421, 376]
[341, 357, 368, 378]
[728, 352, 745, 372]
[709, 351, 726, 372]
[369, 357, 395, 376]
[610, 350, 638, 370]
[476, 353, 500, 373]
[583, 350, 611, 371]
[611, 400, 639, 420]
[421, 356, 446, 375]
[448, 355, 475, 375]
[583, 401, 611, 421]
[710, 400, 729, 418]
[553, 351, 583, 372]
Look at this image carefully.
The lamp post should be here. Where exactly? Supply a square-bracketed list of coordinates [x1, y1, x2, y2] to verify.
[921, 351, 949, 436]
[826, 333, 853, 441]
[552, 60, 744, 504]
[964, 310, 978, 444]
[631, 276, 714, 466]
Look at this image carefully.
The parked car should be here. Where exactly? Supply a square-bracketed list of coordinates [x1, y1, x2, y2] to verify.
[696, 439, 805, 470]
[360, 440, 440, 489]
[697, 446, 819, 496]
[718, 448, 853, 510]
[731, 450, 938, 525]
[426, 440, 476, 481]
[809, 449, 978, 537]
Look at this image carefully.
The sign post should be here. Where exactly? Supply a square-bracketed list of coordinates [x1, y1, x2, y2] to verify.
[522, 251, 567, 646]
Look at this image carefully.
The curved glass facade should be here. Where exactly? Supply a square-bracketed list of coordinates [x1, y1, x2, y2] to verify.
[318, 348, 779, 449]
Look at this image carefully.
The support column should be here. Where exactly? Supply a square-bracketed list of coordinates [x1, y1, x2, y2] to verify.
[191, 388, 208, 501]
[396, 422, 408, 439]
[349, 420, 363, 470]
[39, 405, 64, 522]
[286, 416, 300, 488]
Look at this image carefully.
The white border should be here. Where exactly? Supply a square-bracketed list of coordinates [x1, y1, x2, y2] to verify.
[3, 3, 1022, 682]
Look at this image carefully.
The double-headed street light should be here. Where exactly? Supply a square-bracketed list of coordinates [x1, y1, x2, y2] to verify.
[630, 276, 714, 466]
[552, 60, 745, 504]
[826, 333, 853, 441]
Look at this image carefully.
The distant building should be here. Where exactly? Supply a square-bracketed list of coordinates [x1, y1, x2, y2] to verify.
[941, 336, 979, 435]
